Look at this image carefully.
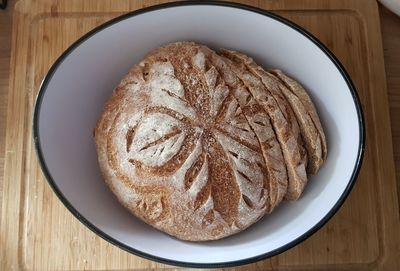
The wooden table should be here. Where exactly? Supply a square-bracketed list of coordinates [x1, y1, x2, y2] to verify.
[0, 0, 399, 269]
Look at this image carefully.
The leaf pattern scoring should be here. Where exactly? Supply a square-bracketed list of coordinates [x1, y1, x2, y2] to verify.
[123, 46, 269, 227]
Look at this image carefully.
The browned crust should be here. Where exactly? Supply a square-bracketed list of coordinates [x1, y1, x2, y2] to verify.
[221, 50, 324, 175]
[219, 49, 308, 201]
[94, 42, 272, 241]
[270, 70, 327, 163]
[197, 45, 288, 210]
[94, 42, 327, 241]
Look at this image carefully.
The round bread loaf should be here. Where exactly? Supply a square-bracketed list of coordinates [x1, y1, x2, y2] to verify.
[94, 42, 326, 241]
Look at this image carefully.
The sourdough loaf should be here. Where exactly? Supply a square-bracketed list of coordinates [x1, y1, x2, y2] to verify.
[94, 42, 327, 241]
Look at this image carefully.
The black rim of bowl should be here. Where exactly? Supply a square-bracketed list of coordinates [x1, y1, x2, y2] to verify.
[33, 0, 365, 268]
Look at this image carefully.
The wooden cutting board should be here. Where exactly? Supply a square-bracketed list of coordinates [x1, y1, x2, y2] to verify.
[1, 0, 399, 270]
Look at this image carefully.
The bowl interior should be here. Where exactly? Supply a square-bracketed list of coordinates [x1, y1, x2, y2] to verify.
[35, 3, 362, 265]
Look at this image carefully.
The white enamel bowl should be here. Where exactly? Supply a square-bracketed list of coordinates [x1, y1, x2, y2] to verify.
[33, 1, 364, 268]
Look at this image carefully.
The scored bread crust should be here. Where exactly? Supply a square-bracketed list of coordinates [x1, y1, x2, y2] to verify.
[197, 45, 288, 210]
[267, 71, 323, 174]
[94, 42, 273, 241]
[270, 70, 327, 164]
[220, 49, 308, 201]
[222, 51, 324, 175]
[94, 42, 327, 241]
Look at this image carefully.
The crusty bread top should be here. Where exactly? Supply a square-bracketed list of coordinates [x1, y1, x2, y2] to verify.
[221, 51, 323, 175]
[220, 49, 308, 201]
[94, 42, 327, 241]
[270, 70, 327, 164]
[198, 45, 288, 210]
[94, 42, 272, 241]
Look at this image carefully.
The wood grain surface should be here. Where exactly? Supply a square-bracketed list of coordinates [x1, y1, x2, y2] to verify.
[380, 6, 400, 209]
[0, 0, 399, 270]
